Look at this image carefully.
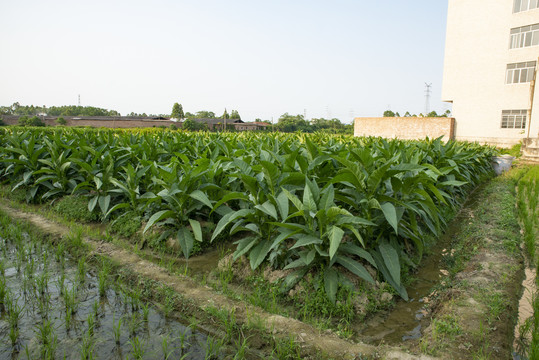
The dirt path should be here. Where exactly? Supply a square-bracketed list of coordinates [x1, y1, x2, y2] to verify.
[1, 203, 436, 359]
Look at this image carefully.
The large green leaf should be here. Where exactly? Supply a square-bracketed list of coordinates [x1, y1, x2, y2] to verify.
[249, 239, 273, 270]
[98, 195, 111, 215]
[275, 191, 289, 220]
[188, 219, 203, 242]
[189, 190, 212, 208]
[335, 255, 375, 285]
[211, 209, 253, 241]
[380, 202, 399, 235]
[177, 226, 194, 259]
[324, 267, 339, 304]
[328, 226, 344, 261]
[290, 235, 322, 249]
[233, 236, 258, 260]
[340, 243, 377, 268]
[378, 240, 401, 288]
[254, 201, 278, 220]
[143, 210, 175, 233]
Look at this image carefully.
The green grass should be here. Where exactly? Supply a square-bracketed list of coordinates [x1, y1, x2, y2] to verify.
[53, 195, 98, 223]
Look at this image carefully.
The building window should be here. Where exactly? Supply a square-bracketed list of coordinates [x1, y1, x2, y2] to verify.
[510, 24, 539, 48]
[513, 0, 539, 13]
[501, 110, 527, 129]
[506, 61, 536, 84]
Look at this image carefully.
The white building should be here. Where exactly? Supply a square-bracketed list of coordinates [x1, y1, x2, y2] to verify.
[442, 0, 539, 147]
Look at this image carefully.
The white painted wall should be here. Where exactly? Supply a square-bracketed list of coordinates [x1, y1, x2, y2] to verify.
[442, 0, 539, 146]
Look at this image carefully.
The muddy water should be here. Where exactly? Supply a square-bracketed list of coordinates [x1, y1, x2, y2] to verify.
[358, 200, 477, 345]
[0, 229, 222, 359]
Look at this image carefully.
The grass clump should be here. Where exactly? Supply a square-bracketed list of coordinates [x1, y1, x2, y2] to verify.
[109, 214, 142, 238]
[53, 196, 97, 223]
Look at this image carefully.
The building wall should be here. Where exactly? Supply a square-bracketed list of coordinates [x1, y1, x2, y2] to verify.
[353, 117, 455, 140]
[442, 0, 539, 147]
[1, 116, 178, 128]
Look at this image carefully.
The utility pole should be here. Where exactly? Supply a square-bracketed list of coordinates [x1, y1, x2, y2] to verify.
[78, 94, 81, 107]
[526, 58, 538, 139]
[425, 83, 432, 115]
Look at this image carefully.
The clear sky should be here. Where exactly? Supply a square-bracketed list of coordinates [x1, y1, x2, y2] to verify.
[0, 0, 450, 123]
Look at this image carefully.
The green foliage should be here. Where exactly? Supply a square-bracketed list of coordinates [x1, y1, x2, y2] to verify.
[383, 110, 396, 117]
[171, 103, 184, 119]
[276, 113, 311, 132]
[1, 102, 120, 116]
[109, 213, 142, 238]
[221, 109, 229, 119]
[500, 143, 522, 158]
[55, 117, 66, 125]
[18, 116, 46, 127]
[182, 118, 208, 131]
[0, 128, 497, 302]
[54, 196, 98, 223]
[230, 110, 241, 120]
[0, 117, 5, 126]
[194, 110, 216, 119]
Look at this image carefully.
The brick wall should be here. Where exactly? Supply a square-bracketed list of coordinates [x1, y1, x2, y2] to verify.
[0, 116, 178, 128]
[354, 117, 455, 140]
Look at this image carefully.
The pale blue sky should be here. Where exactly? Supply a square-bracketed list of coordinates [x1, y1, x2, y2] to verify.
[0, 0, 450, 122]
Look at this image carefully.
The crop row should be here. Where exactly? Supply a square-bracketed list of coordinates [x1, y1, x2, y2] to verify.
[0, 127, 497, 301]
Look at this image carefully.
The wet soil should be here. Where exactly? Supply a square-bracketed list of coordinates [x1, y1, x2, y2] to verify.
[0, 227, 211, 359]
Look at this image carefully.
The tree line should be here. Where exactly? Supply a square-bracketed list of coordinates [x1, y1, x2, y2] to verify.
[0, 103, 120, 117]
[383, 109, 452, 118]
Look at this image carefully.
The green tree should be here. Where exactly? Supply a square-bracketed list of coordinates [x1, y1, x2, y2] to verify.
[276, 113, 311, 132]
[221, 109, 229, 119]
[383, 110, 396, 117]
[56, 117, 67, 125]
[195, 111, 216, 119]
[230, 110, 241, 120]
[171, 103, 184, 119]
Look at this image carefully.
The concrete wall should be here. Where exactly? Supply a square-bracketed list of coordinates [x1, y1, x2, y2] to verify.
[442, 0, 539, 146]
[353, 117, 455, 140]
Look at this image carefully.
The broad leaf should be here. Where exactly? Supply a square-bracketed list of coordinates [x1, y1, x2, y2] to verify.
[324, 268, 339, 304]
[290, 235, 322, 249]
[378, 241, 401, 288]
[188, 219, 203, 242]
[328, 226, 344, 261]
[189, 190, 212, 208]
[335, 255, 375, 285]
[143, 210, 175, 233]
[177, 227, 194, 259]
[381, 202, 399, 235]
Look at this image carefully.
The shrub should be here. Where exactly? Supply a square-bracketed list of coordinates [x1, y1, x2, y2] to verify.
[18, 116, 45, 127]
[56, 117, 67, 126]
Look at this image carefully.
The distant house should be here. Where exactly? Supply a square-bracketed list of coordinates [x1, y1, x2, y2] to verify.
[190, 118, 243, 130]
[234, 122, 270, 131]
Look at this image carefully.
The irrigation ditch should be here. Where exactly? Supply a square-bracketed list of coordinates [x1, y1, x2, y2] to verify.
[0, 163, 536, 359]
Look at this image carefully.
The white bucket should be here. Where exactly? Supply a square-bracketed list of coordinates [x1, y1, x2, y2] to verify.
[492, 155, 515, 175]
